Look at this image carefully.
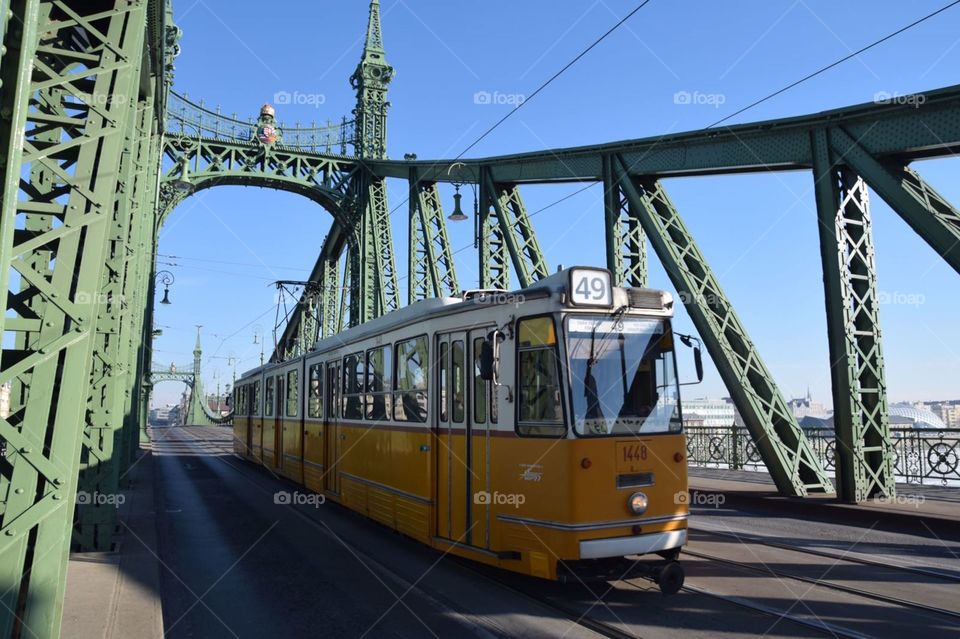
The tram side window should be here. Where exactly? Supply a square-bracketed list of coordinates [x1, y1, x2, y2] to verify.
[438, 342, 449, 422]
[452, 341, 465, 423]
[308, 364, 323, 418]
[473, 338, 487, 423]
[240, 386, 247, 417]
[394, 336, 428, 423]
[342, 352, 365, 420]
[366, 346, 392, 421]
[252, 381, 260, 416]
[517, 316, 565, 437]
[286, 370, 298, 417]
[264, 377, 274, 417]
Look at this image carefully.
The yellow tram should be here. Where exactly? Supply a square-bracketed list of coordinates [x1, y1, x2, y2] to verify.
[232, 267, 695, 592]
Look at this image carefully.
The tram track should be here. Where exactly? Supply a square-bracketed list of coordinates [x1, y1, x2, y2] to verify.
[689, 525, 960, 583]
[162, 428, 953, 638]
[681, 547, 960, 623]
[160, 427, 621, 638]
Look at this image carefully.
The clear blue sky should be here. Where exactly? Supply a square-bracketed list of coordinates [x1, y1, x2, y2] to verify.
[151, 0, 960, 408]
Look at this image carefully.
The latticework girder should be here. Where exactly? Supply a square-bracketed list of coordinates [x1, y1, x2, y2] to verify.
[602, 155, 647, 287]
[614, 156, 833, 496]
[478, 173, 510, 290]
[812, 130, 894, 502]
[481, 170, 549, 288]
[76, 90, 158, 551]
[0, 2, 152, 636]
[408, 169, 459, 302]
[158, 135, 359, 224]
[828, 126, 960, 276]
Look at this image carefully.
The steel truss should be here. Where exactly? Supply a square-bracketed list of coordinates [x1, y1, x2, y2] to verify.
[408, 169, 459, 302]
[602, 155, 648, 287]
[614, 157, 833, 496]
[0, 1, 153, 636]
[480, 169, 550, 288]
[813, 129, 895, 502]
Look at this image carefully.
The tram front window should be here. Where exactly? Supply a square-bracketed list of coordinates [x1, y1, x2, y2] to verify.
[567, 315, 681, 436]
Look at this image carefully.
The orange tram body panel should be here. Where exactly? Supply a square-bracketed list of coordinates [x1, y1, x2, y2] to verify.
[232, 268, 691, 591]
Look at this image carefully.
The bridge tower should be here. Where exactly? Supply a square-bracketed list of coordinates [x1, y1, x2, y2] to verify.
[351, 0, 393, 159]
[347, 0, 400, 324]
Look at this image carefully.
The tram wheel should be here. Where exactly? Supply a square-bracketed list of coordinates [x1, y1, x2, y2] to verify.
[655, 561, 684, 595]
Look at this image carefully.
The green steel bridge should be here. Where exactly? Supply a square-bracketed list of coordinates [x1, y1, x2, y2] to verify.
[1, 0, 960, 635]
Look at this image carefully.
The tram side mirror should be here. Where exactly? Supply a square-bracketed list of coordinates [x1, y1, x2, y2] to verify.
[225, 395, 231, 407]
[677, 333, 704, 386]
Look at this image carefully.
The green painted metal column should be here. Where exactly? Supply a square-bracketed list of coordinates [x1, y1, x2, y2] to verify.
[75, 82, 152, 551]
[407, 167, 459, 302]
[602, 154, 647, 287]
[0, 1, 152, 636]
[614, 156, 833, 496]
[828, 126, 960, 276]
[478, 166, 510, 290]
[481, 169, 550, 288]
[812, 129, 894, 502]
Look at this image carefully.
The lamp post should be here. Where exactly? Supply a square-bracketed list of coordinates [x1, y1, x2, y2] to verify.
[156, 270, 175, 305]
[446, 161, 476, 223]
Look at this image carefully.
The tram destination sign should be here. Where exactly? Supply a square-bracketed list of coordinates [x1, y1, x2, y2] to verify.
[568, 268, 613, 308]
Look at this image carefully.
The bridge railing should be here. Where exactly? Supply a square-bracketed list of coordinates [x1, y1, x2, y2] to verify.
[165, 91, 356, 155]
[685, 425, 960, 486]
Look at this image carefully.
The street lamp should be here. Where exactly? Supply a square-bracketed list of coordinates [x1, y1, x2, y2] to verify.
[446, 162, 476, 223]
[171, 157, 194, 193]
[156, 270, 175, 305]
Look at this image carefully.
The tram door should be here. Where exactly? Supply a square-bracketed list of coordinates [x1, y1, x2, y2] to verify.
[436, 332, 472, 544]
[325, 361, 341, 495]
[245, 387, 253, 454]
[273, 374, 284, 471]
[469, 329, 494, 549]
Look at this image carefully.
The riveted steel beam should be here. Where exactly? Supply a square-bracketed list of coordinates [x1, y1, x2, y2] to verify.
[481, 168, 549, 288]
[370, 86, 960, 182]
[828, 126, 960, 276]
[478, 167, 509, 290]
[602, 155, 647, 287]
[407, 168, 459, 302]
[0, 2, 151, 636]
[812, 129, 894, 503]
[614, 156, 833, 496]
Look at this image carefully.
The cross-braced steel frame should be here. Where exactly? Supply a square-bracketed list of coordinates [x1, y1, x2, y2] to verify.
[5, 0, 960, 634]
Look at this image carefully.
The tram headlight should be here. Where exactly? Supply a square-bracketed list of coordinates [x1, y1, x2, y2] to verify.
[627, 492, 649, 515]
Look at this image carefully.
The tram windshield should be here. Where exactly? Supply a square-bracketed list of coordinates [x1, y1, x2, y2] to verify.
[566, 315, 681, 436]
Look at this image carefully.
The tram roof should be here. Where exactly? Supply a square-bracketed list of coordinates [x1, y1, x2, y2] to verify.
[236, 267, 670, 380]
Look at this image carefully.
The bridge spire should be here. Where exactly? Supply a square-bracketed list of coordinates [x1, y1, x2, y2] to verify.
[351, 0, 394, 158]
[364, 0, 385, 53]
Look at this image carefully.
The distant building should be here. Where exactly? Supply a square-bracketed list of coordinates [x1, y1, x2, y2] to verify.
[683, 412, 705, 428]
[888, 403, 947, 430]
[800, 403, 946, 431]
[928, 401, 960, 429]
[682, 398, 737, 429]
[788, 388, 828, 420]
